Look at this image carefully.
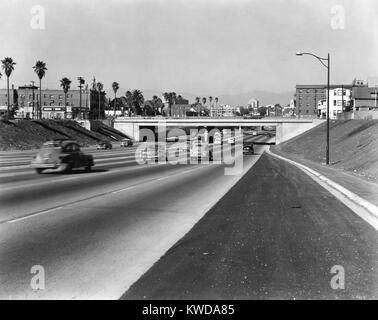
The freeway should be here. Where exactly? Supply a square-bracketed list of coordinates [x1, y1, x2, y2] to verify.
[0, 135, 268, 299]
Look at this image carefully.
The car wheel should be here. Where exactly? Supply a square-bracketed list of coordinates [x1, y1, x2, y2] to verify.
[64, 163, 72, 174]
[85, 165, 92, 172]
[35, 168, 44, 174]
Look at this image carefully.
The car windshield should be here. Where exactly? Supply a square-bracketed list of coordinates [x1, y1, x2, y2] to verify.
[42, 142, 61, 149]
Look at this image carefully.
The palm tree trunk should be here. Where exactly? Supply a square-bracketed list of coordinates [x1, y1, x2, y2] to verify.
[39, 79, 42, 120]
[64, 93, 67, 119]
[6, 77, 10, 119]
[98, 93, 100, 120]
[114, 93, 116, 117]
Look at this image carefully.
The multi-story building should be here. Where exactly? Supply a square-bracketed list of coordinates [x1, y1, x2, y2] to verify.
[0, 85, 106, 119]
[351, 86, 378, 111]
[295, 84, 353, 117]
[317, 87, 352, 119]
[0, 85, 17, 117]
[247, 97, 259, 115]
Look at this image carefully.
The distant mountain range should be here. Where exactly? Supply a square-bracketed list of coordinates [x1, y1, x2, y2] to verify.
[119, 88, 294, 107]
[217, 90, 294, 107]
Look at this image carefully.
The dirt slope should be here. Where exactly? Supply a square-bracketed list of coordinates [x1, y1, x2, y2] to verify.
[272, 120, 378, 181]
[0, 120, 108, 150]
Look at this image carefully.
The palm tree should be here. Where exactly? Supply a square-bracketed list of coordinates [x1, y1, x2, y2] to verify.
[125, 90, 132, 116]
[209, 96, 213, 117]
[201, 97, 207, 117]
[60, 77, 72, 119]
[131, 89, 144, 115]
[96, 82, 104, 119]
[33, 60, 47, 120]
[1, 57, 16, 118]
[112, 82, 119, 117]
[163, 92, 177, 117]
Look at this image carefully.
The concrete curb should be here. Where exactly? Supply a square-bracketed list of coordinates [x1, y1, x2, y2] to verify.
[266, 148, 378, 231]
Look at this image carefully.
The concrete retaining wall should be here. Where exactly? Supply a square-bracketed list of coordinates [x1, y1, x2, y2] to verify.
[337, 111, 378, 120]
[275, 119, 324, 144]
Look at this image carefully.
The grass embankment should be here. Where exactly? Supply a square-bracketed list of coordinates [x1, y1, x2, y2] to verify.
[271, 120, 378, 182]
[0, 119, 107, 150]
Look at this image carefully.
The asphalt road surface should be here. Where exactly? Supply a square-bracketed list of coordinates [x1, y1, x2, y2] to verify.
[122, 153, 378, 300]
[0, 135, 268, 299]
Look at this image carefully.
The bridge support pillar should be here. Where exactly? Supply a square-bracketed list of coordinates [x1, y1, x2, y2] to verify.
[113, 121, 140, 141]
[275, 123, 283, 144]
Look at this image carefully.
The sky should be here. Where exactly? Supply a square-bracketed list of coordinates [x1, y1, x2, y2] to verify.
[0, 0, 377, 102]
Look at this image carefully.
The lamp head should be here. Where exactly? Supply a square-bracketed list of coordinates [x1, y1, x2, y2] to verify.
[296, 52, 303, 56]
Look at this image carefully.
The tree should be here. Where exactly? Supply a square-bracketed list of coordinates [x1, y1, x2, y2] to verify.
[274, 103, 283, 117]
[33, 60, 47, 120]
[125, 90, 132, 116]
[131, 90, 144, 115]
[163, 92, 175, 117]
[258, 106, 267, 117]
[112, 81, 119, 116]
[201, 97, 207, 117]
[96, 82, 104, 119]
[60, 77, 72, 119]
[1, 57, 16, 118]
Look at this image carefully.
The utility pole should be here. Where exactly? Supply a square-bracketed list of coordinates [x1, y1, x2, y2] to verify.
[326, 53, 330, 165]
[85, 84, 89, 120]
[77, 77, 85, 120]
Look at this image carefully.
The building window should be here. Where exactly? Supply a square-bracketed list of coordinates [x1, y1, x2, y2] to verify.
[59, 95, 63, 100]
[333, 100, 337, 106]
[44, 94, 47, 98]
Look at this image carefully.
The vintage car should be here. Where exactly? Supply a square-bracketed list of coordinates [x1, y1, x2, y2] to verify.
[190, 140, 213, 161]
[31, 140, 94, 174]
[96, 140, 112, 150]
[139, 142, 168, 163]
[243, 142, 255, 155]
[120, 138, 133, 147]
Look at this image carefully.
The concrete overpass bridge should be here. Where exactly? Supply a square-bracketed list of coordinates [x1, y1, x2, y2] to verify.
[113, 117, 323, 144]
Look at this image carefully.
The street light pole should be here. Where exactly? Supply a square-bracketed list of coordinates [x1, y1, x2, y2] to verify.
[296, 51, 330, 165]
[326, 53, 330, 165]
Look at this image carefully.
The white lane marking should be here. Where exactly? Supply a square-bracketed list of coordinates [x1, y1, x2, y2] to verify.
[0, 160, 137, 179]
[0, 160, 143, 190]
[267, 148, 378, 231]
[111, 186, 135, 194]
[0, 152, 138, 169]
[3, 165, 207, 224]
[7, 206, 64, 224]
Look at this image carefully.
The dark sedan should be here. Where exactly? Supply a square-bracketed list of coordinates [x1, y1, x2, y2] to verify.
[31, 140, 94, 173]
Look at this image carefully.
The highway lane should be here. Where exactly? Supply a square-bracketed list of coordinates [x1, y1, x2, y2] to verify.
[0, 138, 269, 299]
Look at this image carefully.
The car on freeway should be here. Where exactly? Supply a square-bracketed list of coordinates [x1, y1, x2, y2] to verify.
[243, 142, 255, 155]
[227, 136, 235, 144]
[139, 142, 168, 163]
[120, 138, 133, 147]
[96, 140, 112, 150]
[31, 140, 94, 174]
[190, 140, 213, 161]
